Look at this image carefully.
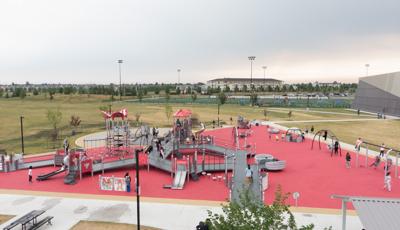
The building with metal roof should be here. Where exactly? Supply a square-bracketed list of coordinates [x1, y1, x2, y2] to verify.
[332, 195, 400, 230]
[352, 72, 400, 116]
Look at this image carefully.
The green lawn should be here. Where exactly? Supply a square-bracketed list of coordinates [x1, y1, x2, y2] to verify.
[283, 120, 400, 151]
[0, 94, 379, 154]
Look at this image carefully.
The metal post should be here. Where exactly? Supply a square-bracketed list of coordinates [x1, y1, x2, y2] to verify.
[135, 149, 141, 230]
[365, 145, 369, 167]
[118, 60, 123, 101]
[20, 116, 25, 154]
[356, 149, 359, 168]
[341, 200, 347, 230]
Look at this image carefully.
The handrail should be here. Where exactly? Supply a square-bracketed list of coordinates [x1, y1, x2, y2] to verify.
[362, 141, 400, 153]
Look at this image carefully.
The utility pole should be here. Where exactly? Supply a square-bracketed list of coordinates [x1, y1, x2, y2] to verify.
[135, 149, 141, 230]
[20, 116, 24, 155]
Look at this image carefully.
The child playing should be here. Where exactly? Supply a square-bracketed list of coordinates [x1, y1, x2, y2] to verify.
[384, 172, 391, 192]
[28, 166, 33, 183]
[345, 152, 351, 168]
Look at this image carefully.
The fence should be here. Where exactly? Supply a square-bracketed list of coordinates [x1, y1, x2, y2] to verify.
[129, 97, 353, 108]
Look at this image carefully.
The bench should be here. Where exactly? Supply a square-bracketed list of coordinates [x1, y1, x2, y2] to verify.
[27, 216, 53, 230]
[3, 210, 45, 230]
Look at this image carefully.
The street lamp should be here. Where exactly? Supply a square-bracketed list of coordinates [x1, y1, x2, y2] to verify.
[177, 69, 181, 84]
[20, 116, 24, 155]
[248, 56, 256, 90]
[365, 64, 370, 77]
[118, 60, 123, 101]
[262, 66, 267, 90]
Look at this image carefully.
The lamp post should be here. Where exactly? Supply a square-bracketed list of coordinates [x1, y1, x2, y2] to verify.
[248, 56, 256, 90]
[262, 66, 267, 90]
[365, 64, 370, 77]
[135, 148, 141, 230]
[20, 116, 24, 155]
[118, 60, 123, 101]
[177, 69, 181, 84]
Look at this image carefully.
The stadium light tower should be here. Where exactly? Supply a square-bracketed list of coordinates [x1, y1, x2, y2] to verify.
[365, 64, 370, 77]
[118, 60, 123, 101]
[177, 68, 181, 84]
[262, 66, 267, 86]
[248, 56, 256, 89]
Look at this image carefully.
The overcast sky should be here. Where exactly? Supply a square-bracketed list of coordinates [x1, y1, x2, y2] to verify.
[1, 0, 399, 84]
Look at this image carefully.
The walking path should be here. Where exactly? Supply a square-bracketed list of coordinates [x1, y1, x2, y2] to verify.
[267, 108, 375, 117]
[0, 192, 362, 229]
[275, 118, 391, 124]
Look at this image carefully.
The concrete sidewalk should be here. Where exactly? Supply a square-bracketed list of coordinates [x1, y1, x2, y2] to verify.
[0, 193, 362, 229]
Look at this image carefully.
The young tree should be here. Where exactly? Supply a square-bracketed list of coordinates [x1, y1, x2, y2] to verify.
[250, 93, 258, 106]
[165, 104, 173, 124]
[70, 115, 81, 135]
[191, 92, 197, 103]
[47, 108, 63, 141]
[288, 110, 293, 120]
[263, 109, 268, 120]
[134, 113, 141, 126]
[217, 92, 227, 127]
[206, 186, 314, 230]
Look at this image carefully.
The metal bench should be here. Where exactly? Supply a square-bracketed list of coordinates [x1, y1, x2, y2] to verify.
[3, 210, 45, 230]
[27, 216, 53, 230]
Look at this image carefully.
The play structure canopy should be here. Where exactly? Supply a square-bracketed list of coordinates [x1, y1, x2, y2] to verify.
[101, 108, 128, 120]
[173, 109, 192, 118]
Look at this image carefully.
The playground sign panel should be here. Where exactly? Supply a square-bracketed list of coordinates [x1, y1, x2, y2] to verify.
[99, 176, 127, 192]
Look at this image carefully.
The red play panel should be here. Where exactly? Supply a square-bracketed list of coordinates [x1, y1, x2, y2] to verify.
[0, 126, 399, 210]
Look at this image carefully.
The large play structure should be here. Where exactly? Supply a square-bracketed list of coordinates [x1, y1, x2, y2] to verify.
[0, 109, 291, 204]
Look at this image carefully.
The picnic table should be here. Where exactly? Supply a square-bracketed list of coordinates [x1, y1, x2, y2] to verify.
[3, 210, 45, 230]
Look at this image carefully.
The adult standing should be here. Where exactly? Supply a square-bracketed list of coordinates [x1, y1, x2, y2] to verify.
[379, 143, 385, 157]
[125, 172, 131, 192]
[63, 138, 69, 154]
[333, 140, 339, 156]
[355, 138, 362, 152]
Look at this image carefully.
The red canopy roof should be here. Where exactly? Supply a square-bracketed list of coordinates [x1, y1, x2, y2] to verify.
[173, 109, 192, 118]
[101, 108, 128, 120]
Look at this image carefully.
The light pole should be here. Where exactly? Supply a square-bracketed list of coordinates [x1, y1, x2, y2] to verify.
[20, 116, 24, 155]
[365, 64, 370, 77]
[177, 69, 181, 84]
[248, 56, 256, 90]
[118, 60, 123, 101]
[262, 66, 267, 90]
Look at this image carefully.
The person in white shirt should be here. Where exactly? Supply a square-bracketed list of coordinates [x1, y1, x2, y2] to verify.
[384, 172, 391, 192]
[355, 138, 362, 152]
[380, 143, 385, 157]
[245, 164, 253, 184]
[28, 166, 33, 183]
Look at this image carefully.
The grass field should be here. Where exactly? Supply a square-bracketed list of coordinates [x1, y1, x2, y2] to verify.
[284, 120, 400, 151]
[0, 215, 14, 224]
[70, 220, 160, 230]
[0, 94, 386, 154]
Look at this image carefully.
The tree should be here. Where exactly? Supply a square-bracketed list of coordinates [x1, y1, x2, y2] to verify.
[134, 113, 141, 126]
[138, 90, 143, 101]
[19, 89, 26, 99]
[217, 92, 227, 127]
[206, 186, 314, 230]
[165, 92, 170, 101]
[263, 109, 268, 120]
[47, 108, 63, 142]
[176, 87, 181, 95]
[70, 115, 81, 135]
[288, 110, 293, 120]
[165, 104, 173, 124]
[250, 93, 258, 106]
[191, 92, 197, 103]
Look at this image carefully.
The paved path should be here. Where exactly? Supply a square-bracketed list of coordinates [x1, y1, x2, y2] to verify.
[0, 193, 362, 229]
[275, 118, 390, 124]
[267, 108, 376, 117]
[231, 150, 262, 203]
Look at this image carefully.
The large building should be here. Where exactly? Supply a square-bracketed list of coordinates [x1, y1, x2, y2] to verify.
[352, 72, 400, 116]
[206, 77, 283, 91]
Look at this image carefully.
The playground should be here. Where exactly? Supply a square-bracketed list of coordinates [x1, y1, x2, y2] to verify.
[1, 109, 400, 212]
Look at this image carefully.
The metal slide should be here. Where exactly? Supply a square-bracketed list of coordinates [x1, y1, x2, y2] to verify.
[171, 170, 187, 189]
[36, 168, 67, 181]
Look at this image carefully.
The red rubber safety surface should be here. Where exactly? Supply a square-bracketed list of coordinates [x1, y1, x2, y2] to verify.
[1, 125, 399, 210]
